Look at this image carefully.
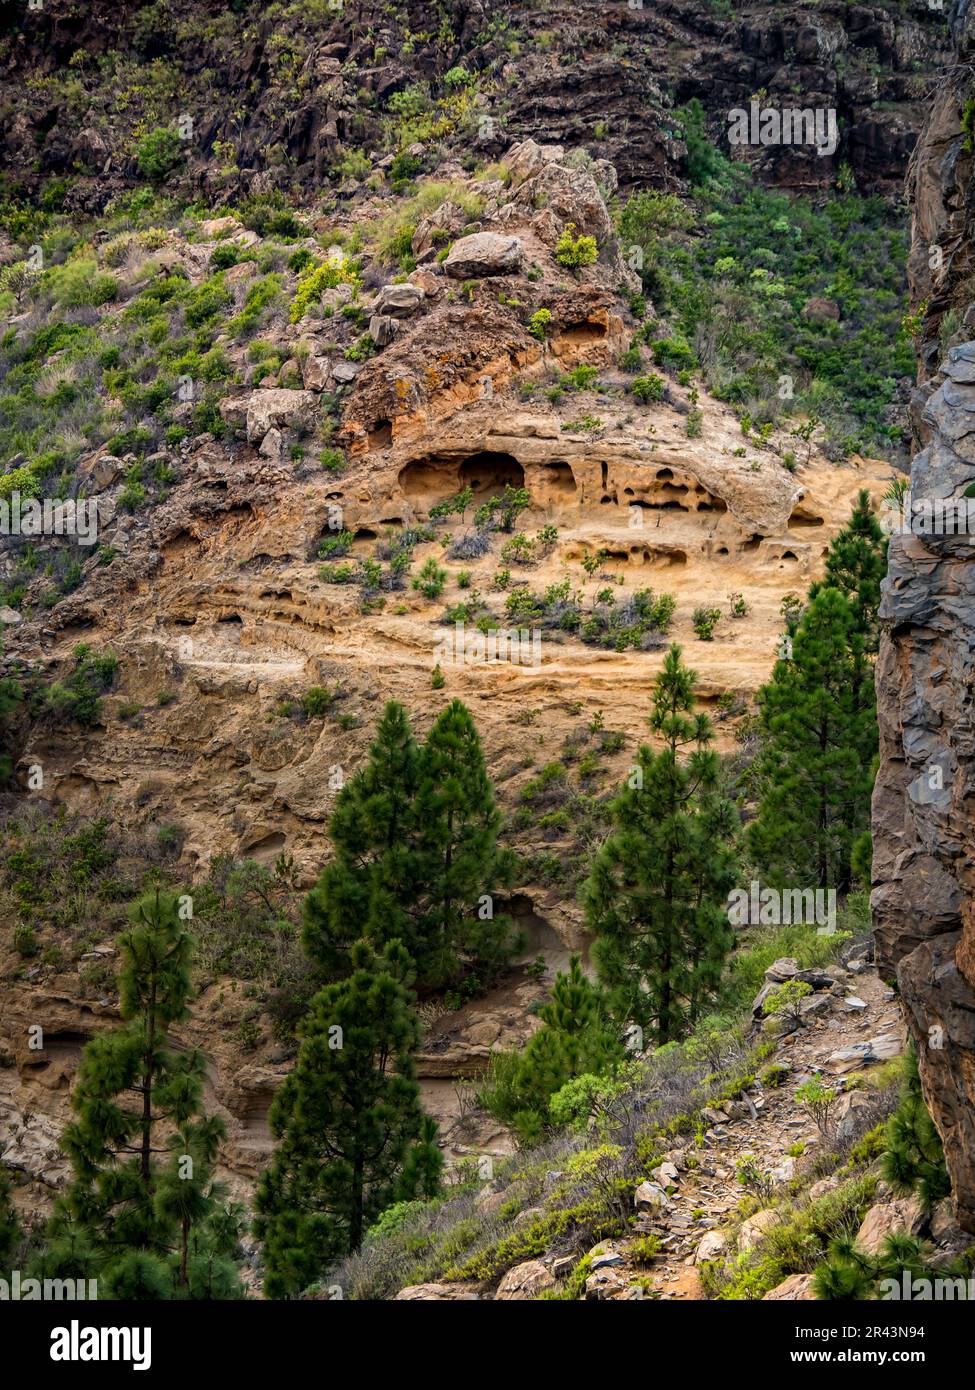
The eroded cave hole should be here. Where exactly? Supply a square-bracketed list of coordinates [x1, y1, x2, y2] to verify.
[458, 451, 524, 495]
[644, 548, 688, 567]
[398, 451, 525, 510]
[696, 493, 727, 513]
[30, 1030, 89, 1062]
[559, 319, 608, 343]
[368, 419, 393, 451]
[398, 456, 459, 502]
[241, 830, 287, 860]
[538, 461, 576, 494]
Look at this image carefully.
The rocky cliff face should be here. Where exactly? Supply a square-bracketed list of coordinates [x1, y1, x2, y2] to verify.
[873, 13, 975, 1230]
[0, 0, 950, 207]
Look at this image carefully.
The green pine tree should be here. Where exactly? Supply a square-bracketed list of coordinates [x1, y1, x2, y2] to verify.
[254, 939, 440, 1298]
[481, 955, 622, 1141]
[0, 637, 21, 782]
[748, 588, 876, 892]
[396, 1115, 443, 1201]
[302, 700, 423, 979]
[303, 698, 518, 990]
[0, 1167, 20, 1266]
[45, 887, 242, 1297]
[811, 488, 888, 651]
[412, 698, 519, 986]
[581, 645, 739, 1045]
[882, 1049, 951, 1211]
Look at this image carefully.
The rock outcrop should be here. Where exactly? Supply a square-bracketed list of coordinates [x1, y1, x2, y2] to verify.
[873, 24, 975, 1230]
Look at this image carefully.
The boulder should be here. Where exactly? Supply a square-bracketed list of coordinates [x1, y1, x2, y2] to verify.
[694, 1230, 728, 1263]
[369, 313, 399, 347]
[512, 160, 613, 251]
[495, 1259, 555, 1300]
[765, 957, 800, 983]
[218, 395, 249, 431]
[763, 1274, 817, 1300]
[302, 356, 332, 392]
[584, 1268, 625, 1300]
[589, 1250, 623, 1271]
[827, 1033, 904, 1073]
[505, 138, 565, 183]
[201, 216, 241, 239]
[444, 232, 524, 279]
[737, 1208, 780, 1252]
[82, 452, 125, 492]
[331, 361, 360, 384]
[375, 282, 425, 316]
[245, 388, 318, 444]
[833, 1090, 876, 1141]
[651, 1161, 680, 1187]
[634, 1180, 670, 1212]
[855, 1197, 926, 1255]
[798, 993, 834, 1021]
[258, 427, 284, 461]
[770, 1156, 796, 1184]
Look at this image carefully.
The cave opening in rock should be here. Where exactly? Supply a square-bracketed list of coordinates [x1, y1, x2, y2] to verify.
[538, 461, 576, 494]
[398, 451, 525, 508]
[559, 319, 608, 343]
[398, 456, 458, 501]
[458, 451, 524, 495]
[697, 493, 728, 513]
[368, 418, 393, 450]
[643, 548, 688, 567]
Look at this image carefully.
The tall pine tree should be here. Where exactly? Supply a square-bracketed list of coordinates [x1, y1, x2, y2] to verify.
[747, 587, 876, 892]
[303, 698, 518, 989]
[44, 887, 242, 1298]
[0, 1167, 20, 1267]
[254, 939, 441, 1298]
[412, 699, 519, 986]
[302, 700, 423, 979]
[810, 488, 888, 652]
[582, 645, 739, 1044]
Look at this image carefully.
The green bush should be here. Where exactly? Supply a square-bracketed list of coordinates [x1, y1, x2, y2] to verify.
[302, 686, 333, 717]
[134, 126, 184, 183]
[555, 223, 598, 268]
[290, 258, 360, 322]
[45, 258, 118, 308]
[632, 374, 664, 403]
[413, 557, 447, 599]
[12, 923, 37, 957]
